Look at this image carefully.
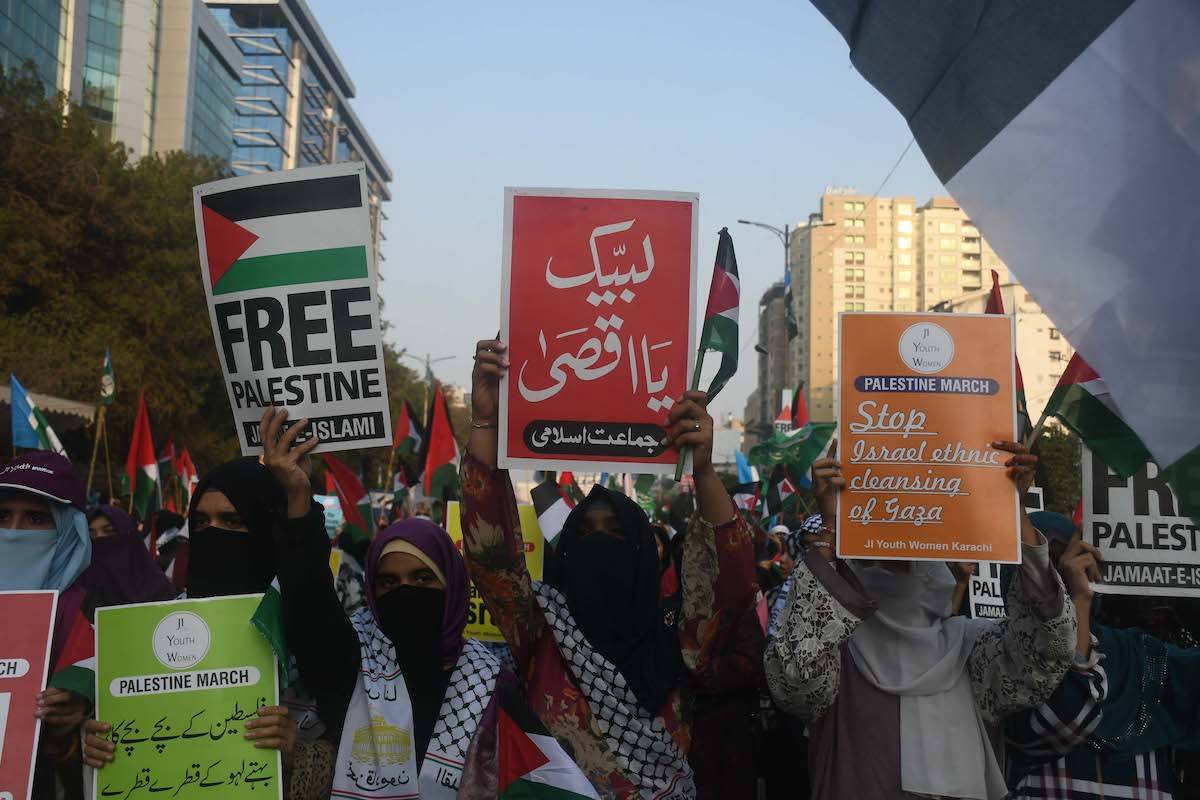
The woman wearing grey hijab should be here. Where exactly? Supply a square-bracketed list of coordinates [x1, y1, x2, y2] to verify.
[765, 440, 1089, 800]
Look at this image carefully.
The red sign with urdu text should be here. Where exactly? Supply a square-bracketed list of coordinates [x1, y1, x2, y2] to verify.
[0, 590, 57, 800]
[499, 188, 699, 473]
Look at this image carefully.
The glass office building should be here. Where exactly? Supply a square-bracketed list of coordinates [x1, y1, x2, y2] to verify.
[189, 29, 238, 158]
[207, 0, 392, 265]
[0, 0, 69, 93]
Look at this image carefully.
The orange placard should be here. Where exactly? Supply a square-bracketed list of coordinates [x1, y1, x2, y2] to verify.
[837, 313, 1020, 562]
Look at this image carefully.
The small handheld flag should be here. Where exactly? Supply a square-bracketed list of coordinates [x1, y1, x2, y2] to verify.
[125, 392, 159, 518]
[676, 228, 740, 480]
[10, 374, 66, 456]
[100, 349, 115, 406]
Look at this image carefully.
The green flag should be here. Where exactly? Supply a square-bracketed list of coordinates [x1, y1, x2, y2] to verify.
[749, 423, 836, 478]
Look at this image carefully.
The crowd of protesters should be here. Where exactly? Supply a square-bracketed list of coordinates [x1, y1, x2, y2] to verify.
[2, 335, 1199, 799]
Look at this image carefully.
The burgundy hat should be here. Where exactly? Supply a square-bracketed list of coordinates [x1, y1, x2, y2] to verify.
[0, 452, 86, 510]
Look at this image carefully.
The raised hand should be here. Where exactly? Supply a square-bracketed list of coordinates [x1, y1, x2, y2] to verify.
[664, 391, 714, 474]
[260, 406, 320, 518]
[471, 339, 508, 424]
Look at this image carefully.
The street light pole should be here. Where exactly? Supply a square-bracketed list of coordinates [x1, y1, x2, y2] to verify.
[738, 219, 794, 418]
[396, 350, 456, 412]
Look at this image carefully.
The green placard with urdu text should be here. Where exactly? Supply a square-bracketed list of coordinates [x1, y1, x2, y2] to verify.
[93, 595, 281, 800]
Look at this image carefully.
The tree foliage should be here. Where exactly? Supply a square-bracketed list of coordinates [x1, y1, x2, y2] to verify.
[1033, 425, 1081, 515]
[0, 68, 460, 486]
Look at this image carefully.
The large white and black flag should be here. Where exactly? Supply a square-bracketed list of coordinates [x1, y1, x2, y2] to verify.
[809, 0, 1200, 469]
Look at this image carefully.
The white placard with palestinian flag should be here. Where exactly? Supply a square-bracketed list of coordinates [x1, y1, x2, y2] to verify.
[193, 164, 391, 455]
[1083, 448, 1200, 597]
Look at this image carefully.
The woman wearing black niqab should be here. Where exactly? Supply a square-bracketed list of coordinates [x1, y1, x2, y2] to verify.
[550, 484, 685, 715]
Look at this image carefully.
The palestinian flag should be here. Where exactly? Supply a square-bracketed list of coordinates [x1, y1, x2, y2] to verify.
[197, 169, 367, 297]
[749, 422, 836, 479]
[731, 481, 761, 517]
[48, 612, 96, 703]
[9, 374, 66, 456]
[558, 472, 585, 505]
[532, 477, 574, 547]
[984, 271, 1031, 436]
[498, 684, 600, 799]
[176, 448, 198, 509]
[99, 348, 115, 406]
[791, 384, 810, 430]
[766, 467, 798, 515]
[322, 453, 373, 542]
[424, 383, 461, 499]
[157, 437, 177, 508]
[124, 392, 159, 519]
[1043, 353, 1151, 479]
[392, 469, 409, 508]
[392, 399, 423, 455]
[807, 0, 1197, 469]
[696, 227, 740, 401]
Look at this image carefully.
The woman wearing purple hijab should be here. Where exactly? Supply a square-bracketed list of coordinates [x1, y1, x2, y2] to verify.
[81, 505, 177, 616]
[276, 512, 512, 799]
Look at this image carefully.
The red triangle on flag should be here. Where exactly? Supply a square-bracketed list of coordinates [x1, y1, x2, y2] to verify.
[201, 205, 259, 290]
[497, 707, 550, 792]
[704, 266, 739, 318]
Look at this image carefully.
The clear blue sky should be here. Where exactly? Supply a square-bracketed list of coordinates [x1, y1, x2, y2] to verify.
[307, 0, 946, 419]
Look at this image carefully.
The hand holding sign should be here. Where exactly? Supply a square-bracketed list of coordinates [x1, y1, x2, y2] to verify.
[243, 704, 297, 767]
[83, 719, 115, 767]
[992, 440, 1038, 495]
[472, 339, 508, 423]
[812, 440, 843, 523]
[260, 406, 320, 519]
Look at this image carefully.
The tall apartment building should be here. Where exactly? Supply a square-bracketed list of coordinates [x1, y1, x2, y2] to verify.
[936, 281, 1075, 421]
[787, 190, 1013, 422]
[206, 0, 392, 264]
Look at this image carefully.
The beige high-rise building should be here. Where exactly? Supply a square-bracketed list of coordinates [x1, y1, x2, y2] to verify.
[788, 190, 1013, 422]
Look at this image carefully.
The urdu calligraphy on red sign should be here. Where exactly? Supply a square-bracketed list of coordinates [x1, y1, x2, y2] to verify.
[499, 188, 698, 473]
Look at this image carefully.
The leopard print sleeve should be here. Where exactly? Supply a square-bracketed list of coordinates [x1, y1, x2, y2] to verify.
[764, 551, 867, 721]
[968, 542, 1077, 725]
[285, 736, 336, 800]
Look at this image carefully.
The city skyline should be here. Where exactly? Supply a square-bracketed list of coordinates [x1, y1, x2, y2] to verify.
[303, 0, 948, 421]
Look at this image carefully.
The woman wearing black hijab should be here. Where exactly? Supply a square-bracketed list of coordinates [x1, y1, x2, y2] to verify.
[81, 505, 177, 617]
[84, 408, 338, 799]
[461, 337, 765, 799]
[550, 485, 686, 716]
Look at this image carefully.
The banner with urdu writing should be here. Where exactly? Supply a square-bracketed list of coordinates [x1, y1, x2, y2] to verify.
[93, 595, 281, 800]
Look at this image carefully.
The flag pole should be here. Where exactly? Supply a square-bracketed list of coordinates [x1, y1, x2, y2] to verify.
[86, 405, 105, 495]
[1024, 413, 1048, 450]
[102, 415, 114, 501]
[384, 445, 397, 498]
[673, 355, 705, 482]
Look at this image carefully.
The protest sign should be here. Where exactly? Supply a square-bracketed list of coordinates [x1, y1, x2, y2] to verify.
[93, 595, 281, 800]
[499, 188, 699, 474]
[0, 591, 56, 800]
[193, 163, 391, 456]
[837, 313, 1020, 562]
[967, 489, 1046, 619]
[1083, 448, 1200, 596]
[445, 501, 544, 642]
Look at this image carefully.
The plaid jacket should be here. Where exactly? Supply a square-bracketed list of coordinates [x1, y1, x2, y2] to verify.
[1006, 640, 1177, 799]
